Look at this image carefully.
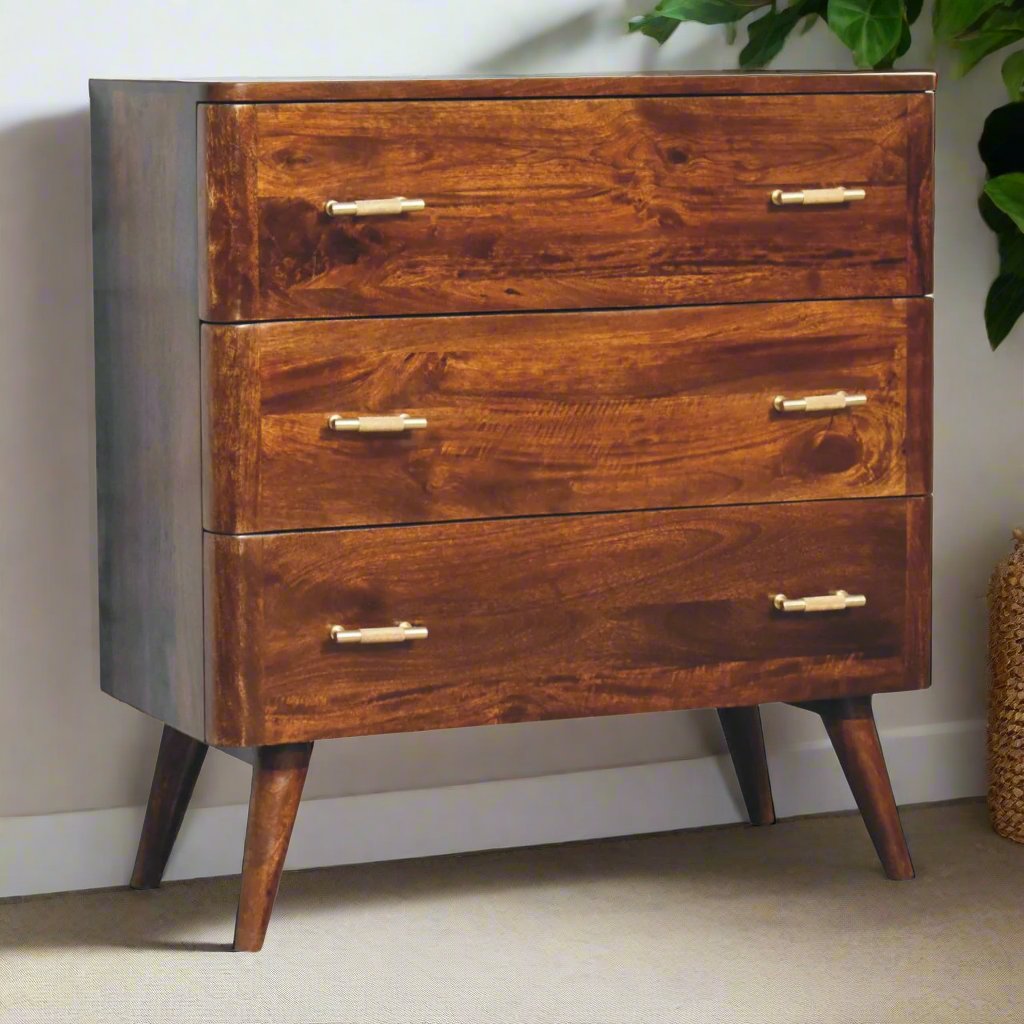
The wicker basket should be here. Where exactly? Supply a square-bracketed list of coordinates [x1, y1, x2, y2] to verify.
[988, 528, 1024, 843]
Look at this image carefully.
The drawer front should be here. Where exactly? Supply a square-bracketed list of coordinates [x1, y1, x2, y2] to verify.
[205, 498, 930, 745]
[203, 299, 931, 533]
[200, 93, 933, 322]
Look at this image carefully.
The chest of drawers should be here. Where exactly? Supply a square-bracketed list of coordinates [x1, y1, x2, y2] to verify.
[90, 72, 934, 952]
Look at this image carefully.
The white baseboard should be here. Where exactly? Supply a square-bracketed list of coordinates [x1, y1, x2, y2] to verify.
[0, 719, 985, 900]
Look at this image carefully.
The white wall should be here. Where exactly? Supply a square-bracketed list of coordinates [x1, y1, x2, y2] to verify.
[1, 0, 1021, 897]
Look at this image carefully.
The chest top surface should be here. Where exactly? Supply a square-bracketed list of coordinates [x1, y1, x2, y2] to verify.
[91, 70, 936, 102]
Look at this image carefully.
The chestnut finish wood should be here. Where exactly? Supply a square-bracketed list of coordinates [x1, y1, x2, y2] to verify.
[194, 71, 936, 103]
[203, 298, 930, 533]
[205, 497, 929, 747]
[92, 73, 934, 950]
[201, 92, 933, 322]
[905, 285, 935, 496]
[792, 697, 915, 880]
[199, 104, 259, 326]
[234, 743, 313, 952]
[203, 321, 261, 534]
[130, 725, 209, 889]
[905, 94, 936, 310]
[90, 80, 206, 737]
[717, 707, 776, 827]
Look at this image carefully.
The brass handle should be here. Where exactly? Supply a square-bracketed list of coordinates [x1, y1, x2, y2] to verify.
[773, 590, 867, 613]
[324, 197, 426, 217]
[328, 413, 428, 433]
[330, 621, 429, 645]
[770, 187, 866, 206]
[773, 391, 867, 413]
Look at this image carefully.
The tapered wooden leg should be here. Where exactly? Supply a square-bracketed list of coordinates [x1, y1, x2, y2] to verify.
[233, 742, 313, 952]
[793, 696, 914, 880]
[717, 706, 776, 826]
[130, 725, 208, 889]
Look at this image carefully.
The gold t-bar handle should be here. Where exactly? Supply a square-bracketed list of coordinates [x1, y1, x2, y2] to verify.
[330, 622, 429, 644]
[770, 187, 866, 206]
[324, 197, 426, 217]
[773, 391, 867, 413]
[773, 590, 867, 613]
[328, 414, 428, 433]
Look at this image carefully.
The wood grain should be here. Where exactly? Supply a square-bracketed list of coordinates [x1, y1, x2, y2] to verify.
[199, 92, 933, 322]
[203, 527, 265, 745]
[792, 697, 915, 880]
[200, 104, 259, 323]
[202, 298, 931, 533]
[905, 92, 935, 298]
[130, 725, 208, 889]
[202, 322, 261, 532]
[205, 497, 930, 747]
[904, 298, 933, 497]
[904, 483, 933, 693]
[185, 71, 936, 103]
[90, 80, 206, 737]
[717, 706, 776, 826]
[234, 743, 313, 951]
[93, 73, 935, 950]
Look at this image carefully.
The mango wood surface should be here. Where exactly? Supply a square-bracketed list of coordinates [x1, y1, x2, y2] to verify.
[187, 71, 935, 103]
[203, 298, 931, 533]
[91, 80, 207, 737]
[93, 74, 935, 952]
[234, 743, 313, 951]
[200, 92, 934, 322]
[792, 697, 915, 879]
[130, 725, 208, 889]
[717, 707, 776, 826]
[204, 497, 930, 747]
[199, 104, 259, 326]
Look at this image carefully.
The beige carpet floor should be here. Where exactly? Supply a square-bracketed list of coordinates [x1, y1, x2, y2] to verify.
[0, 800, 1020, 1023]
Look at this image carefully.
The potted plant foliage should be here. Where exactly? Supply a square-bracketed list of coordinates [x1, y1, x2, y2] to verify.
[630, 0, 1024, 347]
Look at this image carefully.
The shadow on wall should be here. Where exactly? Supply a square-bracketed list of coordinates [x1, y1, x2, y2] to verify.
[0, 107, 98, 591]
[468, 10, 608, 74]
[0, 108, 101, 642]
[0, 108, 161, 814]
[466, 5, 729, 75]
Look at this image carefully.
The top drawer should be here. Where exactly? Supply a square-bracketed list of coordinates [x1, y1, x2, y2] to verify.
[200, 92, 933, 322]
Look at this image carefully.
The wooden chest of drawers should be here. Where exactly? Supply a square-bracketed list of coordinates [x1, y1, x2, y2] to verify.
[90, 72, 934, 951]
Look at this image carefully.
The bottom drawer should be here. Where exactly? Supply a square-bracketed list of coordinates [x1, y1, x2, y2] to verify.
[205, 498, 930, 745]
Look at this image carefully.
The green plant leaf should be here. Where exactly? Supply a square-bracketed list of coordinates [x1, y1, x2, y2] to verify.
[627, 14, 683, 41]
[1002, 49, 1024, 98]
[980, 169, 1024, 347]
[985, 172, 1024, 231]
[979, 102, 1024, 176]
[985, 272, 1024, 347]
[740, 0, 822, 66]
[999, 223, 1024, 275]
[879, 16, 914, 65]
[933, 0, 1005, 41]
[740, 10, 800, 65]
[980, 190, 1017, 234]
[648, 0, 770, 25]
[905, 0, 924, 26]
[827, 0, 905, 67]
[800, 12, 821, 32]
[953, 7, 1024, 75]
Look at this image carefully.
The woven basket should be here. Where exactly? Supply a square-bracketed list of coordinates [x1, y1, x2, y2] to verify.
[988, 528, 1024, 843]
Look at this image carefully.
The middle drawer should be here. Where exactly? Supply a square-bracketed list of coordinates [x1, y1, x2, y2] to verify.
[203, 297, 931, 533]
